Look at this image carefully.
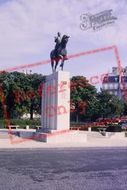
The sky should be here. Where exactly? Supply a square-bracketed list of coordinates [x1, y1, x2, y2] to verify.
[0, 0, 127, 88]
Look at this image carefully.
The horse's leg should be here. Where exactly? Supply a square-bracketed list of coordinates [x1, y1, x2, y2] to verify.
[51, 59, 54, 73]
[60, 58, 64, 71]
[55, 60, 59, 71]
[61, 60, 64, 71]
[54, 56, 60, 71]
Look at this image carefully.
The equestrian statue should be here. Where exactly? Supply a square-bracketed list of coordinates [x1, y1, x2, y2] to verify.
[50, 32, 70, 72]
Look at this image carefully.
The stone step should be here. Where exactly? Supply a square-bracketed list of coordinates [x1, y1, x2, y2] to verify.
[84, 132, 106, 138]
[0, 132, 10, 139]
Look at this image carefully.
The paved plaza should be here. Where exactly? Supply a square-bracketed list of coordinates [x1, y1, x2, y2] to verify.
[0, 148, 127, 190]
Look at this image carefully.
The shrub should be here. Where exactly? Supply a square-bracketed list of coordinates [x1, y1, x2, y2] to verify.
[0, 120, 6, 128]
[106, 124, 122, 132]
[0, 119, 41, 128]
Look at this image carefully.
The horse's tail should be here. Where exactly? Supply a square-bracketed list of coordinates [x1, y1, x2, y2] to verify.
[50, 50, 55, 59]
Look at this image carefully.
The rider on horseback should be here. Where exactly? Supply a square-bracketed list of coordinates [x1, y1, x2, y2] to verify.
[54, 32, 62, 58]
[54, 32, 61, 49]
[54, 32, 68, 60]
[50, 32, 70, 72]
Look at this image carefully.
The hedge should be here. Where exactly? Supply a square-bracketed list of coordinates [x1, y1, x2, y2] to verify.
[0, 119, 41, 128]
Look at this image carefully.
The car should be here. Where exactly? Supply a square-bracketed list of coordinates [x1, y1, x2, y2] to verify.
[119, 120, 127, 130]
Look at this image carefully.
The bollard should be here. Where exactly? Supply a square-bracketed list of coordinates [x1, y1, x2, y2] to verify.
[88, 127, 92, 132]
[26, 125, 29, 130]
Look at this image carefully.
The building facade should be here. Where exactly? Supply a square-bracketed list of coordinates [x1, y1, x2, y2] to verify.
[102, 67, 127, 100]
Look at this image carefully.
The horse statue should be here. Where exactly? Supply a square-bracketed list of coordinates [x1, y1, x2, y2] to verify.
[50, 32, 70, 72]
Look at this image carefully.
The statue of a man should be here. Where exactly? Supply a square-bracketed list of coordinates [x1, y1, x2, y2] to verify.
[54, 32, 61, 51]
[50, 32, 70, 71]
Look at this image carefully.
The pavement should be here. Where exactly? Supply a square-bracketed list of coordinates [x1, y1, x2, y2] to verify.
[0, 130, 127, 149]
[0, 148, 127, 190]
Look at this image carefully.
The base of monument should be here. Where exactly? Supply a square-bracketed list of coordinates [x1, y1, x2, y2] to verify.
[35, 130, 87, 144]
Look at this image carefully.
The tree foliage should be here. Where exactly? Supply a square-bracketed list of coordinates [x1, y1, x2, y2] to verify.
[0, 71, 45, 119]
[97, 90, 124, 118]
[70, 76, 97, 122]
[70, 76, 124, 122]
[0, 73, 124, 122]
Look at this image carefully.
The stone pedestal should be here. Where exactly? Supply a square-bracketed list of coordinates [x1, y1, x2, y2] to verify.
[36, 130, 87, 144]
[41, 71, 70, 132]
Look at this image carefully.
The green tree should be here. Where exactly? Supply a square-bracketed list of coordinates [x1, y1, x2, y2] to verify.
[24, 73, 45, 119]
[70, 76, 124, 122]
[0, 71, 45, 119]
[97, 90, 124, 118]
[70, 76, 97, 122]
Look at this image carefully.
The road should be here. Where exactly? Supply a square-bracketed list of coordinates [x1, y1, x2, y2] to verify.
[0, 148, 127, 190]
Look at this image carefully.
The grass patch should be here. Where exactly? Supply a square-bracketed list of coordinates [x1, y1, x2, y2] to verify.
[0, 119, 41, 129]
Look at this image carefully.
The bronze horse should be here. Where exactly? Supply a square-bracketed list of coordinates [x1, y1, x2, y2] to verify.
[50, 35, 70, 72]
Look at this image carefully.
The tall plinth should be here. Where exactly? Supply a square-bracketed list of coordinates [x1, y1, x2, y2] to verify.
[41, 71, 70, 132]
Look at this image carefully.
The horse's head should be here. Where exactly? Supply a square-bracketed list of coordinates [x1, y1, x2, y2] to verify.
[61, 35, 70, 47]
